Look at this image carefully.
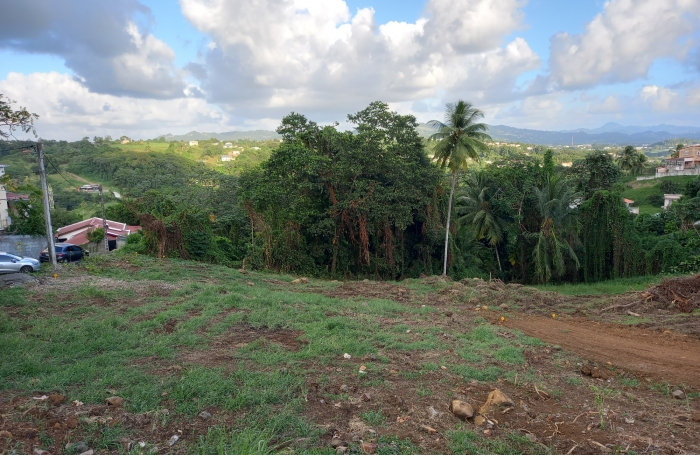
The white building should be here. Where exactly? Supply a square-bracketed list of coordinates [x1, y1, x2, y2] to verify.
[221, 155, 233, 162]
[223, 142, 233, 149]
[664, 194, 682, 209]
[189, 141, 199, 146]
[0, 165, 8, 230]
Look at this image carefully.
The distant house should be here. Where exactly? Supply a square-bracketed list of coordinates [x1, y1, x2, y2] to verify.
[79, 184, 101, 193]
[221, 155, 233, 162]
[623, 198, 639, 215]
[664, 194, 682, 209]
[223, 142, 233, 149]
[55, 217, 141, 252]
[231, 150, 241, 156]
[664, 144, 700, 171]
[189, 141, 199, 146]
[121, 139, 131, 144]
[250, 146, 261, 150]
[212, 142, 219, 146]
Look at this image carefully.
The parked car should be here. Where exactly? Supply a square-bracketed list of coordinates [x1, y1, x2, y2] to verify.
[39, 244, 89, 263]
[0, 252, 42, 273]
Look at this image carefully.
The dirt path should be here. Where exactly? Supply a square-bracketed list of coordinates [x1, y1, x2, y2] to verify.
[501, 314, 700, 389]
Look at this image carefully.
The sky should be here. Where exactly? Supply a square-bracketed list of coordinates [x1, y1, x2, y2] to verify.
[0, 0, 699, 140]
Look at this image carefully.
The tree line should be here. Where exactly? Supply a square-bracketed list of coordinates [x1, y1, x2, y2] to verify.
[4, 100, 699, 283]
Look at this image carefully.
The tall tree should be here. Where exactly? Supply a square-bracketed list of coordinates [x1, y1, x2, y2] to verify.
[616, 145, 638, 172]
[458, 172, 508, 271]
[428, 100, 491, 275]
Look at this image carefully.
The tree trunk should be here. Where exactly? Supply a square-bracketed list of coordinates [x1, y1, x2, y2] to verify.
[443, 171, 458, 276]
[494, 244, 502, 271]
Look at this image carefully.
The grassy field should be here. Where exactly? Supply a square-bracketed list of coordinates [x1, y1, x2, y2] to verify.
[1, 255, 697, 454]
[622, 175, 695, 215]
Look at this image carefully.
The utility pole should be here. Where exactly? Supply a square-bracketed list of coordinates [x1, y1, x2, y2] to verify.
[99, 185, 109, 253]
[37, 143, 57, 267]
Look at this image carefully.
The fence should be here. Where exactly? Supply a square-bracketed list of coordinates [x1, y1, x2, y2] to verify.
[636, 168, 700, 181]
[0, 235, 47, 259]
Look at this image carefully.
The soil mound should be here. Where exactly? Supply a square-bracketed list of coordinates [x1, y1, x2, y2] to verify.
[642, 273, 700, 313]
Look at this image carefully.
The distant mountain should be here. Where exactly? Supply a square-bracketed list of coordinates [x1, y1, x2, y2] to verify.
[162, 130, 281, 141]
[483, 124, 700, 146]
[162, 122, 700, 146]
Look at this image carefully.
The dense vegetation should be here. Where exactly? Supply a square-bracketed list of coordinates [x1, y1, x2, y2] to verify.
[3, 101, 700, 283]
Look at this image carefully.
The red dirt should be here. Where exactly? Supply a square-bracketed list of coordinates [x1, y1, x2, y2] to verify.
[498, 314, 700, 389]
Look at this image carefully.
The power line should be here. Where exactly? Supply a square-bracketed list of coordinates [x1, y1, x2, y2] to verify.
[44, 154, 81, 190]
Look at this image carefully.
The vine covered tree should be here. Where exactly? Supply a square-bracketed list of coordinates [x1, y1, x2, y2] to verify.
[529, 176, 580, 283]
[428, 100, 491, 275]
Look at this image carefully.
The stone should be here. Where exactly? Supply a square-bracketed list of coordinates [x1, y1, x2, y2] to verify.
[691, 413, 700, 422]
[449, 399, 474, 421]
[336, 447, 348, 454]
[68, 442, 89, 453]
[49, 394, 66, 406]
[79, 450, 94, 455]
[106, 396, 124, 407]
[672, 389, 686, 400]
[360, 442, 377, 454]
[479, 389, 514, 416]
[483, 429, 491, 436]
[33, 449, 50, 455]
[499, 304, 509, 309]
[330, 438, 343, 448]
[0, 430, 12, 439]
[580, 365, 611, 380]
[246, 281, 254, 286]
[340, 384, 349, 393]
[525, 433, 537, 443]
[362, 393, 371, 402]
[168, 435, 179, 446]
[198, 411, 212, 420]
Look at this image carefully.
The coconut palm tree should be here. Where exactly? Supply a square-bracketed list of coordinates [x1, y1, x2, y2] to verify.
[528, 176, 580, 283]
[428, 100, 492, 276]
[616, 145, 638, 172]
[458, 172, 508, 271]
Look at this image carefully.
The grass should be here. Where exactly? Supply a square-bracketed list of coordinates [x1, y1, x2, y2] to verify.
[0, 252, 681, 454]
[622, 175, 695, 215]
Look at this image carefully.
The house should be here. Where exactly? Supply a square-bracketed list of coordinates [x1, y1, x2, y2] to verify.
[623, 198, 639, 215]
[250, 146, 261, 150]
[223, 142, 233, 149]
[664, 145, 700, 171]
[221, 155, 233, 162]
[55, 217, 141, 252]
[79, 184, 101, 193]
[231, 150, 241, 156]
[664, 194, 682, 209]
[189, 141, 199, 146]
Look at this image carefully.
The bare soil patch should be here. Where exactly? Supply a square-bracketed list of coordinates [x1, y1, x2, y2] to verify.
[179, 324, 305, 368]
[498, 314, 700, 389]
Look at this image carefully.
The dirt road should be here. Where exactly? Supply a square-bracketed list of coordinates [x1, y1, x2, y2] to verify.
[502, 314, 700, 389]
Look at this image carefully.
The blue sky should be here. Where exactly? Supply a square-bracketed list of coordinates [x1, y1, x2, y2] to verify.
[0, 0, 698, 140]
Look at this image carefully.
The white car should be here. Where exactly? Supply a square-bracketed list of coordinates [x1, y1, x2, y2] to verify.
[0, 252, 42, 273]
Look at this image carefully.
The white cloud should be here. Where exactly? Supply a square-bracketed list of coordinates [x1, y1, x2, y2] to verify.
[180, 0, 538, 121]
[0, 72, 228, 140]
[548, 0, 700, 89]
[0, 1, 186, 99]
[640, 85, 678, 111]
[588, 95, 621, 114]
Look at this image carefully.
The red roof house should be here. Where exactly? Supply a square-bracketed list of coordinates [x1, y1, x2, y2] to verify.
[55, 217, 141, 247]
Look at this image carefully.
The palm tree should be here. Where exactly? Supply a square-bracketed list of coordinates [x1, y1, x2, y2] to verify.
[631, 152, 648, 175]
[528, 176, 580, 284]
[616, 145, 637, 172]
[458, 172, 508, 271]
[428, 100, 492, 276]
